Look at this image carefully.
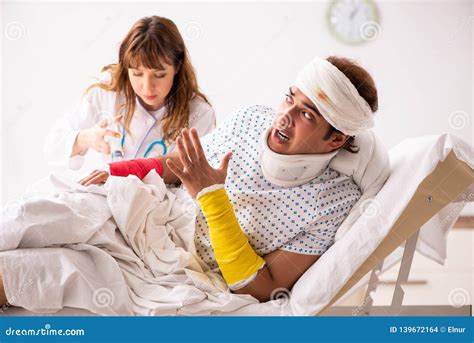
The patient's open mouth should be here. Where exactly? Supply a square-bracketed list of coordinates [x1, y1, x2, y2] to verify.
[273, 129, 290, 144]
[278, 130, 289, 141]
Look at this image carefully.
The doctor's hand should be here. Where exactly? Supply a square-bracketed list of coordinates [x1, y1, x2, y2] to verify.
[78, 169, 110, 186]
[72, 115, 122, 156]
[166, 128, 232, 199]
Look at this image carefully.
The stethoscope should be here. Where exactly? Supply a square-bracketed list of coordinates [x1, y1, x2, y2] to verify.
[119, 110, 168, 158]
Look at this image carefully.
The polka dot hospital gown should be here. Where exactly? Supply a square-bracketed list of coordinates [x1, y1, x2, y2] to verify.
[194, 105, 361, 271]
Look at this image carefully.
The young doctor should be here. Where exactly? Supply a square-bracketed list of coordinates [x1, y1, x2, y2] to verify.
[44, 16, 215, 171]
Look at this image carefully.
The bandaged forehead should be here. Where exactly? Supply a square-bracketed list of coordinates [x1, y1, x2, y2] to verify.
[294, 57, 374, 136]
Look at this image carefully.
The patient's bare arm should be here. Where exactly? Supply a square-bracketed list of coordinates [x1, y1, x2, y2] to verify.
[233, 249, 320, 302]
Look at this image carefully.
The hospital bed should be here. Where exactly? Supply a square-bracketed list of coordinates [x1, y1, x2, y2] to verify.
[2, 133, 472, 316]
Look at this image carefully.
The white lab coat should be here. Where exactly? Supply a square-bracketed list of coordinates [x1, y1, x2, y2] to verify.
[44, 76, 216, 175]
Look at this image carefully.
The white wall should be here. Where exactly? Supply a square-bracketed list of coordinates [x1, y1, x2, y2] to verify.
[1, 1, 472, 213]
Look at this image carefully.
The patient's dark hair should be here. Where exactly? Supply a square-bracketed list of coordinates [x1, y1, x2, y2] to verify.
[324, 56, 379, 154]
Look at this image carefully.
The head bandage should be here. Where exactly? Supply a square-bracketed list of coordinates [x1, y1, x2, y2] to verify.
[294, 57, 374, 136]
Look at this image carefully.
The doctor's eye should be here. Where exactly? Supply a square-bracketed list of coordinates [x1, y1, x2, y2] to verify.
[284, 94, 293, 103]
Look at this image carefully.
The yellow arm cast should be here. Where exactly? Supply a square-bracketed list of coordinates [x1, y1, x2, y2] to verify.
[197, 187, 265, 285]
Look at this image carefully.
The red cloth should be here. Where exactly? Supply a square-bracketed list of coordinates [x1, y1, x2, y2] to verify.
[109, 158, 163, 180]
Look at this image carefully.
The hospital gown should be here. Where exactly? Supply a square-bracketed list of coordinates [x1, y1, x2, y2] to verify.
[195, 105, 362, 270]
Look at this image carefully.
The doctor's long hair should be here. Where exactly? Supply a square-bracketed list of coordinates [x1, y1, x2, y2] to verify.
[87, 16, 210, 143]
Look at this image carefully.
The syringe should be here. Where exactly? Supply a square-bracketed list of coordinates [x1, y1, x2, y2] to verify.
[104, 118, 124, 162]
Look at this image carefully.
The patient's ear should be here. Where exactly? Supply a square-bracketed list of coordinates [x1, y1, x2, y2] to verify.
[328, 132, 349, 150]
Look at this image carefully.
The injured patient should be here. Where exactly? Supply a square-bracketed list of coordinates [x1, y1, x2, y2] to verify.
[0, 56, 378, 315]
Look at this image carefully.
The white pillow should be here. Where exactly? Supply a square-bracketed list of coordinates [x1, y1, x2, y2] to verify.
[329, 130, 391, 240]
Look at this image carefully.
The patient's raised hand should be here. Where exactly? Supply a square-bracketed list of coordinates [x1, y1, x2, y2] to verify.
[79, 169, 110, 186]
[166, 128, 232, 199]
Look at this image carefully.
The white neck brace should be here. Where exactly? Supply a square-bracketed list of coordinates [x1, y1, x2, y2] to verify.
[259, 127, 338, 187]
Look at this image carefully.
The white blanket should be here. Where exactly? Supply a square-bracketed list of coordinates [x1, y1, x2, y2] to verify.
[0, 172, 258, 316]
